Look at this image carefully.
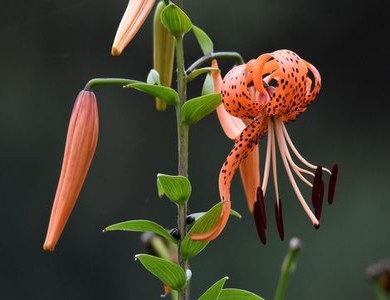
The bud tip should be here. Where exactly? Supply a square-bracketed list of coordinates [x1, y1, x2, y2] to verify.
[111, 47, 122, 56]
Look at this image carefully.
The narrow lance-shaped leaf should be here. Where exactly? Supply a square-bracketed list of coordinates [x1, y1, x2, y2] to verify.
[181, 202, 223, 259]
[192, 25, 214, 55]
[135, 254, 187, 291]
[157, 173, 192, 204]
[160, 3, 192, 37]
[125, 82, 179, 105]
[218, 288, 264, 300]
[103, 219, 177, 244]
[182, 93, 221, 125]
[198, 276, 229, 300]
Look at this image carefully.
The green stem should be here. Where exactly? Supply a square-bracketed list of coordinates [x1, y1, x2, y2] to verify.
[274, 238, 303, 300]
[186, 51, 245, 74]
[84, 78, 140, 91]
[175, 34, 189, 300]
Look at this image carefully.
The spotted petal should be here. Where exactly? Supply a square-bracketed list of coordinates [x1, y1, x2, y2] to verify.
[191, 115, 268, 241]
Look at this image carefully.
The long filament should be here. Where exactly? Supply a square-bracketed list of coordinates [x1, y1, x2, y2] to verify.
[274, 119, 319, 226]
[281, 123, 331, 175]
[261, 118, 273, 194]
[270, 120, 280, 204]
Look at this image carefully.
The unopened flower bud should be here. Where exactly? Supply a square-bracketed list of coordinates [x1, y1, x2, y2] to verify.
[43, 90, 99, 251]
[112, 0, 157, 56]
[153, 1, 175, 111]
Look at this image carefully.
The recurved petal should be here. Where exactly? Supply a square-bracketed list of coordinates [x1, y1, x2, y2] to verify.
[239, 144, 260, 212]
[43, 90, 99, 251]
[191, 116, 268, 241]
[216, 105, 246, 140]
[112, 0, 157, 56]
[212, 60, 246, 140]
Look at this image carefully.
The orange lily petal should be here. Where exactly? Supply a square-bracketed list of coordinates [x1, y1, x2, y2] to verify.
[211, 60, 246, 139]
[43, 90, 99, 251]
[213, 59, 261, 216]
[216, 105, 246, 140]
[112, 0, 157, 56]
[221, 64, 266, 119]
[239, 144, 260, 213]
[191, 115, 268, 241]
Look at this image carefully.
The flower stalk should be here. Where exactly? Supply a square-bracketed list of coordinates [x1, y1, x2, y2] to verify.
[84, 78, 140, 90]
[186, 51, 244, 75]
[274, 238, 303, 300]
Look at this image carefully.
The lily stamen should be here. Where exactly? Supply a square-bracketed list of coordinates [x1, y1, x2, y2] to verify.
[281, 124, 332, 175]
[261, 119, 273, 194]
[270, 121, 280, 203]
[274, 119, 320, 228]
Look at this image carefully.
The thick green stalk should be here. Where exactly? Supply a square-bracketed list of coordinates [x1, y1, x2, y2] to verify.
[175, 35, 189, 300]
[274, 238, 302, 300]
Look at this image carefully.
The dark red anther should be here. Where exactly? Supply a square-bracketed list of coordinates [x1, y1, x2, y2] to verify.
[315, 180, 324, 220]
[328, 164, 338, 204]
[256, 186, 267, 229]
[311, 166, 323, 210]
[253, 200, 267, 244]
[274, 199, 284, 241]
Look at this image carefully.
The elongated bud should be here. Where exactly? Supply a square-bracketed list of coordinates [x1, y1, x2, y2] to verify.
[112, 0, 157, 56]
[153, 1, 175, 111]
[43, 90, 99, 251]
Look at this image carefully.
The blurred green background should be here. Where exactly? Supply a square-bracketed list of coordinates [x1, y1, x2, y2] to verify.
[1, 0, 389, 299]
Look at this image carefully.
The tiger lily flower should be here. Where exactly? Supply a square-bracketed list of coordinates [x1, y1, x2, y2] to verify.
[43, 90, 99, 251]
[111, 0, 157, 56]
[191, 50, 338, 243]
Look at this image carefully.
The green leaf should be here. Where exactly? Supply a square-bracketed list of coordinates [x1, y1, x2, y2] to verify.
[146, 69, 160, 85]
[182, 93, 221, 125]
[187, 67, 219, 82]
[135, 254, 187, 291]
[188, 209, 241, 222]
[202, 73, 214, 96]
[160, 4, 192, 37]
[218, 288, 264, 300]
[157, 173, 192, 204]
[181, 202, 223, 259]
[192, 25, 214, 55]
[103, 219, 177, 244]
[198, 277, 229, 300]
[125, 83, 179, 105]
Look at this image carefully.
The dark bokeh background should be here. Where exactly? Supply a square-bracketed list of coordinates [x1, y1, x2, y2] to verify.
[1, 0, 389, 299]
